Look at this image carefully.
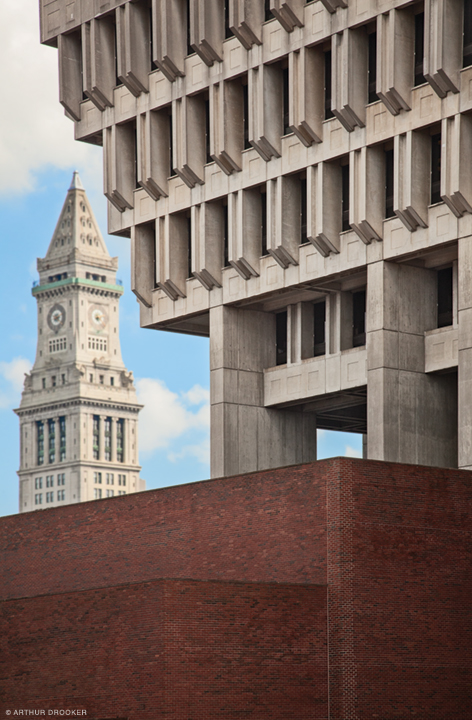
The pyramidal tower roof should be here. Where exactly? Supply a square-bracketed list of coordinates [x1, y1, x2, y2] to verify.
[42, 171, 111, 265]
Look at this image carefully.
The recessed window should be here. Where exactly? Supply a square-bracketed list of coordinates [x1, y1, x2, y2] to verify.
[300, 177, 307, 243]
[385, 148, 395, 219]
[276, 311, 288, 366]
[35, 493, 42, 505]
[118, 474, 127, 486]
[51, 376, 57, 387]
[94, 471, 102, 485]
[59, 417, 66, 462]
[94, 488, 102, 499]
[117, 419, 125, 463]
[314, 301, 326, 357]
[431, 132, 442, 205]
[37, 421, 44, 466]
[324, 51, 334, 120]
[57, 489, 65, 501]
[46, 475, 54, 488]
[42, 378, 46, 389]
[437, 267, 453, 328]
[261, 190, 268, 256]
[99, 375, 104, 384]
[57, 473, 65, 486]
[464, 3, 472, 68]
[352, 290, 366, 347]
[93, 416, 100, 460]
[48, 419, 56, 463]
[282, 66, 290, 135]
[88, 337, 108, 352]
[104, 418, 112, 461]
[46, 491, 54, 503]
[341, 163, 350, 232]
[35, 477, 43, 489]
[110, 377, 114, 386]
[368, 32, 378, 104]
[414, 13, 425, 86]
[49, 337, 67, 353]
[243, 82, 251, 150]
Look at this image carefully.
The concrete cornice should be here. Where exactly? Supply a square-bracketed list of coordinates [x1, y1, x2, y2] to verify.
[14, 396, 143, 418]
[32, 276, 124, 298]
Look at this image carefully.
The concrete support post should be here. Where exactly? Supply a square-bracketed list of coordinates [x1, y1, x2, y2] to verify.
[210, 305, 317, 478]
[458, 236, 472, 469]
[367, 260, 457, 467]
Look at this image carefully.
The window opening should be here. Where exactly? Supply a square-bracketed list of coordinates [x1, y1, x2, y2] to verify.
[437, 267, 453, 327]
[282, 67, 290, 135]
[464, 3, 472, 67]
[342, 163, 350, 232]
[313, 301, 326, 356]
[93, 416, 100, 460]
[243, 82, 251, 149]
[324, 51, 334, 120]
[431, 132, 442, 204]
[104, 418, 112, 461]
[187, 216, 193, 279]
[117, 419, 124, 462]
[368, 32, 378, 103]
[276, 311, 288, 365]
[414, 13, 425, 86]
[261, 190, 268, 256]
[385, 148, 395, 218]
[48, 419, 56, 464]
[223, 204, 230, 267]
[59, 416, 66, 462]
[352, 290, 366, 347]
[300, 177, 307, 243]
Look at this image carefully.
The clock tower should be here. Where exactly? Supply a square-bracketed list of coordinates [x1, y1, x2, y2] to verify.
[15, 172, 144, 512]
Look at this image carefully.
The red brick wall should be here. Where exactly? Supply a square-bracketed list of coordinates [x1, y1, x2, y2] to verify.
[0, 579, 328, 720]
[1, 458, 471, 718]
[0, 461, 329, 600]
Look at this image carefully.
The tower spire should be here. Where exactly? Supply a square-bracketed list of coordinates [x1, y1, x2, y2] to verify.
[69, 170, 84, 190]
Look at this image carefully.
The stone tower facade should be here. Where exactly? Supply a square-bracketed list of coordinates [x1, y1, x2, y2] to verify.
[39, 0, 472, 477]
[16, 172, 144, 513]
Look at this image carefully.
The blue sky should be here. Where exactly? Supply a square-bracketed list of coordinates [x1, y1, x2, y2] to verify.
[0, 0, 361, 517]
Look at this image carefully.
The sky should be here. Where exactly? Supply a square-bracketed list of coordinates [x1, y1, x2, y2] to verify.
[0, 0, 361, 518]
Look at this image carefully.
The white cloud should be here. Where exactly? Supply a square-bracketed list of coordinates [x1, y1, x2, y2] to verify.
[136, 378, 209, 456]
[0, 356, 32, 408]
[0, 0, 102, 196]
[168, 438, 210, 465]
[344, 444, 362, 459]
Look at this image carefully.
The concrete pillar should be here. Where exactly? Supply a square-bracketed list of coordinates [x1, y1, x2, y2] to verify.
[210, 305, 317, 478]
[458, 236, 472, 469]
[367, 260, 457, 467]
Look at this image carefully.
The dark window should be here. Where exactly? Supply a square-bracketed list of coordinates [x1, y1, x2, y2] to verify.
[300, 177, 307, 243]
[223, 204, 230, 267]
[342, 163, 350, 232]
[186, 0, 193, 55]
[261, 191, 268, 256]
[282, 67, 290, 135]
[431, 132, 442, 204]
[104, 418, 112, 461]
[149, 7, 158, 70]
[352, 290, 366, 347]
[243, 82, 251, 149]
[59, 416, 66, 462]
[224, 0, 233, 39]
[385, 148, 395, 218]
[324, 51, 334, 119]
[37, 421, 44, 466]
[93, 415, 100, 460]
[205, 99, 212, 163]
[264, 0, 273, 22]
[276, 311, 288, 365]
[414, 13, 425, 86]
[48, 419, 56, 464]
[116, 419, 124, 463]
[464, 3, 472, 68]
[51, 376, 56, 387]
[437, 267, 453, 327]
[187, 216, 193, 279]
[368, 32, 378, 104]
[42, 378, 46, 389]
[169, 111, 176, 177]
[313, 301, 326, 357]
[115, 27, 123, 86]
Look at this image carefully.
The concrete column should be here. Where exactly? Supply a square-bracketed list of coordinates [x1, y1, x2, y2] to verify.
[210, 305, 317, 478]
[367, 260, 457, 467]
[458, 236, 472, 469]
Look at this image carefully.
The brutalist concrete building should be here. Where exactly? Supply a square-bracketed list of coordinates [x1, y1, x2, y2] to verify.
[39, 0, 472, 476]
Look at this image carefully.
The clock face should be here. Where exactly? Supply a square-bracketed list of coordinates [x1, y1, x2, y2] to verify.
[89, 305, 108, 330]
[47, 304, 66, 333]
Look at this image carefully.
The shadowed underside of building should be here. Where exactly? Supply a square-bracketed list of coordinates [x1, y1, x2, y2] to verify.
[1, 457, 471, 719]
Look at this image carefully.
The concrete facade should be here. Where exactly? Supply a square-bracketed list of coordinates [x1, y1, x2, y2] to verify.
[15, 172, 144, 512]
[39, 0, 472, 475]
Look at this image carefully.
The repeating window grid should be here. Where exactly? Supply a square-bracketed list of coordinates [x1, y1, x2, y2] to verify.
[59, 416, 66, 462]
[57, 473, 66, 486]
[57, 489, 65, 501]
[94, 471, 102, 484]
[88, 336, 108, 352]
[94, 488, 102, 499]
[106, 473, 114, 485]
[46, 475, 54, 488]
[37, 421, 44, 466]
[35, 477, 43, 489]
[48, 419, 56, 464]
[118, 474, 127, 486]
[49, 336, 67, 353]
[35, 493, 42, 505]
[46, 491, 54, 503]
[104, 418, 112, 461]
[93, 416, 100, 460]
[116, 419, 124, 463]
